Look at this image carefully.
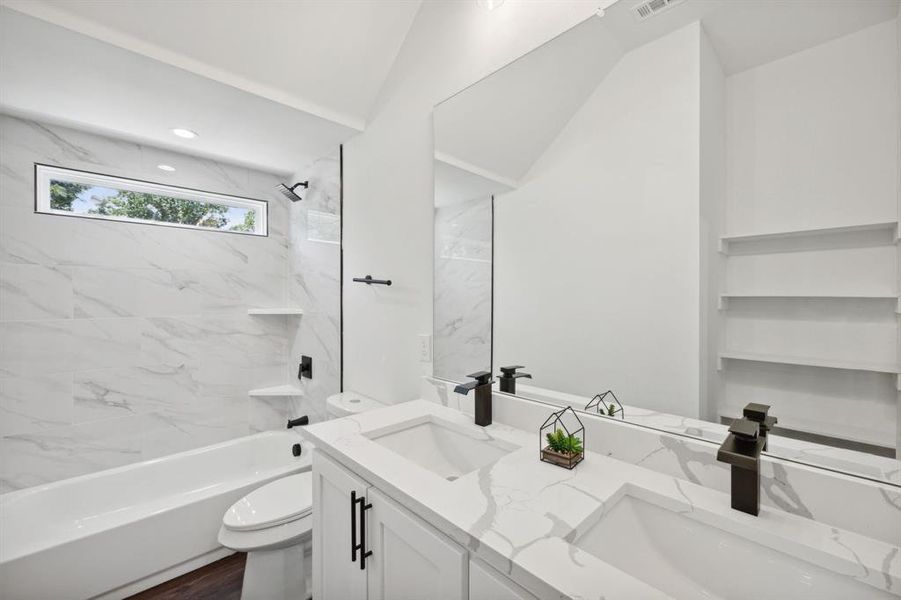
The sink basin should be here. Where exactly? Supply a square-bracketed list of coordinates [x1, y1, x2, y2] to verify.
[367, 416, 517, 481]
[574, 493, 893, 600]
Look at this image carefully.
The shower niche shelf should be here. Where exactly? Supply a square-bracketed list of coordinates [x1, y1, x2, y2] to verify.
[249, 385, 305, 397]
[247, 308, 305, 315]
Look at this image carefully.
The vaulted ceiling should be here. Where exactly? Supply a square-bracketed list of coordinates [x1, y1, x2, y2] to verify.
[3, 0, 421, 130]
[434, 0, 900, 190]
[0, 0, 422, 174]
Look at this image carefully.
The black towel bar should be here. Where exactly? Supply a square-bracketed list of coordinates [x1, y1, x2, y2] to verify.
[353, 275, 392, 286]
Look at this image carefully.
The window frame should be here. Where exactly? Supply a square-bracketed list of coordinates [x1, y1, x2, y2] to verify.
[34, 163, 269, 237]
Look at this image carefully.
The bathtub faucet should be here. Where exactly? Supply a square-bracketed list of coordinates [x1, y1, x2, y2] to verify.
[287, 415, 309, 429]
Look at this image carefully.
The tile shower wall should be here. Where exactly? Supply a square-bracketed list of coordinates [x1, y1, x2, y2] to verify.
[285, 154, 341, 424]
[433, 196, 492, 381]
[0, 115, 338, 492]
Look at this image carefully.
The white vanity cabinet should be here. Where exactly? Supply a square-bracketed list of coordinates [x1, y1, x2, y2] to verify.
[366, 488, 467, 599]
[312, 451, 369, 600]
[469, 559, 538, 600]
[313, 451, 468, 600]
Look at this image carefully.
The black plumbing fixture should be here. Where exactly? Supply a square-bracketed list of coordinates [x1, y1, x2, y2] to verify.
[717, 417, 766, 516]
[742, 402, 777, 451]
[454, 371, 494, 426]
[287, 415, 309, 429]
[298, 355, 312, 379]
[353, 275, 392, 286]
[277, 181, 309, 202]
[292, 443, 302, 457]
[498, 365, 531, 394]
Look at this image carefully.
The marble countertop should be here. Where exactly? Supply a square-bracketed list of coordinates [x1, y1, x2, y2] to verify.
[305, 399, 900, 600]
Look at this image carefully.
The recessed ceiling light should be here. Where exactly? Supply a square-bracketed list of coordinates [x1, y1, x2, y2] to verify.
[171, 128, 198, 139]
[157, 164, 176, 172]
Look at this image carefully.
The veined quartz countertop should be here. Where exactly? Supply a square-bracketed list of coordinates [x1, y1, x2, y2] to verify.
[305, 399, 901, 600]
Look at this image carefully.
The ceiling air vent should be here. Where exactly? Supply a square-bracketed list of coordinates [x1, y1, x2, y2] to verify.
[632, 0, 685, 21]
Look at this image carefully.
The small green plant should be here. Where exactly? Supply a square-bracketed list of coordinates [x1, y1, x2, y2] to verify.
[607, 403, 616, 416]
[545, 428, 583, 456]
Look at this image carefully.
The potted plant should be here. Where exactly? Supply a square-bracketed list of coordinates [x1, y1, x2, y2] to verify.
[585, 390, 624, 419]
[539, 406, 585, 469]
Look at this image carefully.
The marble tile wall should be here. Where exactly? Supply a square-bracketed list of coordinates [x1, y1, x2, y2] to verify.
[433, 197, 492, 382]
[0, 114, 339, 492]
[281, 154, 341, 426]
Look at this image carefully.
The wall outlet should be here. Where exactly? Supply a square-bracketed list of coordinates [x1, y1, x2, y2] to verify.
[418, 334, 432, 363]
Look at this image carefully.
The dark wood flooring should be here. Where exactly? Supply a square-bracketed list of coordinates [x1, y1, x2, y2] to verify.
[126, 552, 246, 600]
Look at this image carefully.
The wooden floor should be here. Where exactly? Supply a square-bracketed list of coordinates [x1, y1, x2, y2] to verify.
[126, 553, 246, 600]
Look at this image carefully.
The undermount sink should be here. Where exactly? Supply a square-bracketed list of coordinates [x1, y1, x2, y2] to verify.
[367, 416, 517, 481]
[574, 493, 893, 600]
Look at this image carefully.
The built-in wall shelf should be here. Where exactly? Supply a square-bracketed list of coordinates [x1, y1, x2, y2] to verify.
[718, 351, 900, 375]
[718, 220, 897, 253]
[248, 385, 305, 397]
[718, 293, 900, 311]
[247, 308, 304, 315]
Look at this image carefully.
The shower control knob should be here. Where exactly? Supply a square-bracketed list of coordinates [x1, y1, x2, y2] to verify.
[292, 443, 302, 457]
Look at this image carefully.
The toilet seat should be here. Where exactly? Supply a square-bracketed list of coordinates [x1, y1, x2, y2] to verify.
[219, 512, 312, 552]
[218, 472, 314, 553]
[223, 472, 313, 532]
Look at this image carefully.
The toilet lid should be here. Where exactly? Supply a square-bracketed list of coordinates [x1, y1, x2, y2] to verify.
[223, 472, 313, 532]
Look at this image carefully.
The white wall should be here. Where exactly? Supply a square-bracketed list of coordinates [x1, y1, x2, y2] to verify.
[493, 23, 704, 418]
[699, 28, 726, 422]
[726, 19, 899, 234]
[342, 1, 602, 403]
[718, 19, 900, 450]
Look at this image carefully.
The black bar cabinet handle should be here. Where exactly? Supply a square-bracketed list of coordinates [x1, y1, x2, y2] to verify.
[353, 275, 392, 286]
[359, 497, 373, 570]
[351, 491, 359, 563]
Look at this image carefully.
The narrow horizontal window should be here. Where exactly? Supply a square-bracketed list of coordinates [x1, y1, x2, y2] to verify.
[35, 164, 268, 236]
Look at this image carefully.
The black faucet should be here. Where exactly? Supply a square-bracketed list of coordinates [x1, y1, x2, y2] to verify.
[287, 415, 309, 429]
[498, 365, 531, 394]
[742, 403, 777, 451]
[454, 371, 494, 426]
[717, 417, 766, 516]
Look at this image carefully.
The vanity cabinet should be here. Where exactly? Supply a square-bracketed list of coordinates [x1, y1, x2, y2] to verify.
[367, 488, 467, 599]
[312, 451, 369, 600]
[469, 558, 538, 600]
[313, 452, 467, 600]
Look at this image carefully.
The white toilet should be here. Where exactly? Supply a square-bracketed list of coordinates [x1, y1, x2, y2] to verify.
[218, 391, 386, 600]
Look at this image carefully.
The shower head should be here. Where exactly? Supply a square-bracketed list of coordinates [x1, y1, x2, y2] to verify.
[277, 181, 309, 202]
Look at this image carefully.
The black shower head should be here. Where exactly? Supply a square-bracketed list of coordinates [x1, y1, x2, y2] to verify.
[277, 181, 309, 202]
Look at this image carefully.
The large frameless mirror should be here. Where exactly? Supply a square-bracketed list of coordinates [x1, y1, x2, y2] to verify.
[433, 0, 901, 486]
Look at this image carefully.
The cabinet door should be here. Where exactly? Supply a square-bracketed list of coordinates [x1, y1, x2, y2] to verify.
[366, 489, 467, 600]
[470, 558, 538, 600]
[312, 451, 371, 600]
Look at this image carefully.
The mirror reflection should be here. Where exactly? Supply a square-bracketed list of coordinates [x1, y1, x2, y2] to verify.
[433, 0, 901, 485]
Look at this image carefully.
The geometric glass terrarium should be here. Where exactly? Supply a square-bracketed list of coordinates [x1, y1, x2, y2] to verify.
[539, 406, 585, 469]
[584, 389, 624, 419]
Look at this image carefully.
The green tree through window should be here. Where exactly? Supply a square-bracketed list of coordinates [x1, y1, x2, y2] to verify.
[42, 168, 265, 236]
[49, 181, 90, 211]
[89, 189, 231, 229]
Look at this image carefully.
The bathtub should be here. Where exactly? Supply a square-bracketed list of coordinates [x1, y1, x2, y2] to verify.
[0, 430, 310, 600]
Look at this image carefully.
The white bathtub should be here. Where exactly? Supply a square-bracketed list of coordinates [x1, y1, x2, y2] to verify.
[0, 430, 310, 600]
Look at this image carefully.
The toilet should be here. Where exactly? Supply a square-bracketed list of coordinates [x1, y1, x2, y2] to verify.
[218, 391, 386, 600]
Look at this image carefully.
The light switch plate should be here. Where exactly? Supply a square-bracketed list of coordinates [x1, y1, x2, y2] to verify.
[418, 334, 432, 363]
